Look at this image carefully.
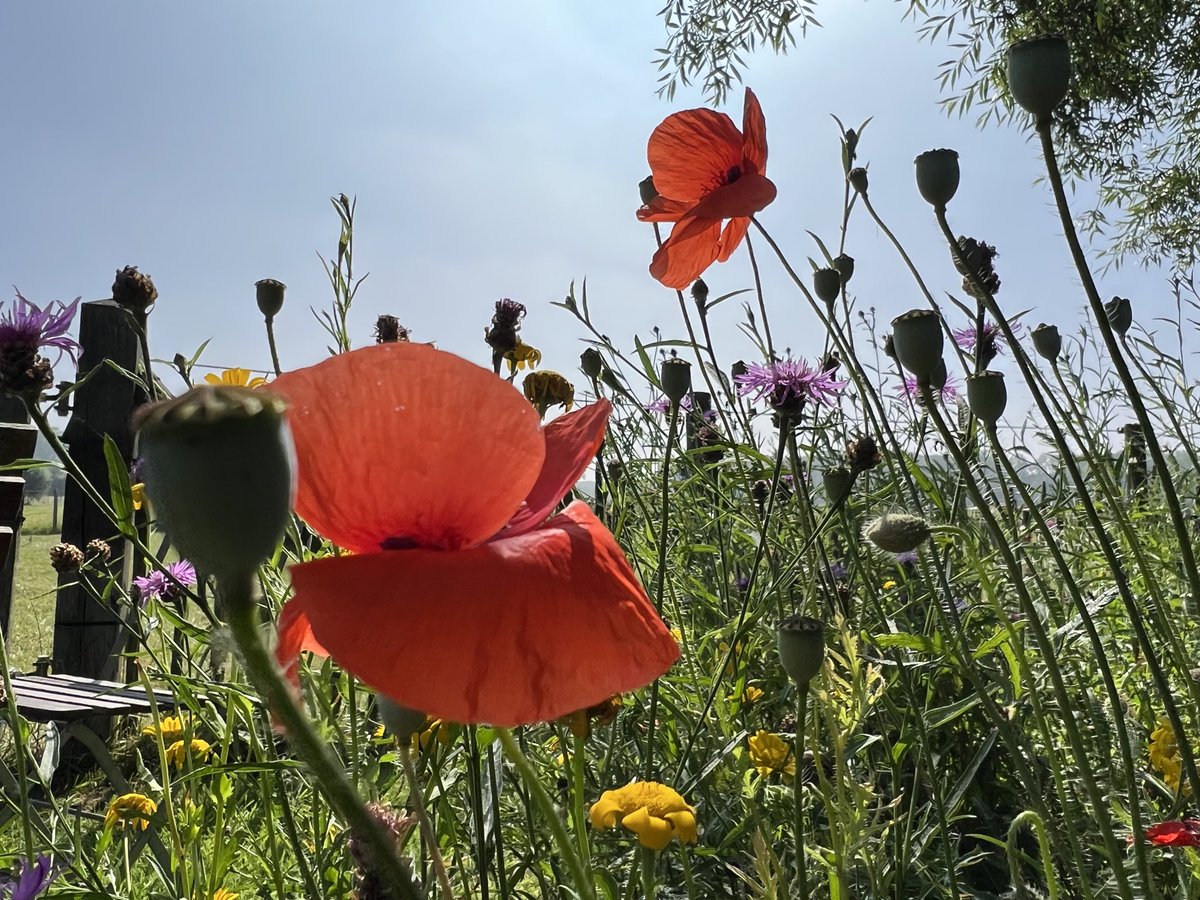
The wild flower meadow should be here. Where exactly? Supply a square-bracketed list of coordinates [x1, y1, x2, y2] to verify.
[3, 33, 1200, 900]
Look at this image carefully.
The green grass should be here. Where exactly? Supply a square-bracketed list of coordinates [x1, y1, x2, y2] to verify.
[7, 500, 59, 669]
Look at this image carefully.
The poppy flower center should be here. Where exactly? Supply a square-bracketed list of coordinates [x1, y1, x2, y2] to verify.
[726, 165, 742, 184]
[380, 535, 421, 550]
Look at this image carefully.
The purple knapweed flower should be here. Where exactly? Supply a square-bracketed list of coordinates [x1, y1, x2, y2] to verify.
[647, 394, 693, 415]
[735, 357, 847, 415]
[895, 550, 918, 565]
[953, 321, 1020, 367]
[901, 374, 959, 404]
[829, 562, 849, 581]
[0, 853, 54, 900]
[0, 291, 81, 395]
[133, 560, 197, 606]
[735, 575, 751, 592]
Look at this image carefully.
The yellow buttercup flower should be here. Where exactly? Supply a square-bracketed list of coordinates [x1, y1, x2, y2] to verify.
[523, 370, 574, 415]
[589, 781, 698, 851]
[204, 367, 268, 388]
[142, 714, 187, 745]
[882, 580, 897, 590]
[1150, 716, 1188, 793]
[104, 792, 158, 831]
[743, 686, 764, 704]
[165, 738, 213, 769]
[213, 889, 238, 900]
[747, 730, 796, 778]
[504, 341, 543, 374]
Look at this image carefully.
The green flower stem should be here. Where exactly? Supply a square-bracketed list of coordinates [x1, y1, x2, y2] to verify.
[571, 731, 592, 872]
[639, 845, 656, 900]
[643, 402, 678, 780]
[221, 575, 423, 900]
[400, 745, 455, 900]
[678, 842, 696, 900]
[1008, 810, 1060, 900]
[495, 727, 597, 900]
[264, 315, 283, 376]
[0, 632, 34, 859]
[794, 686, 809, 899]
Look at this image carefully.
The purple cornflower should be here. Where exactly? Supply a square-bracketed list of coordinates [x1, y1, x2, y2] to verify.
[0, 292, 81, 362]
[0, 853, 54, 900]
[133, 560, 197, 606]
[829, 562, 849, 581]
[734, 357, 847, 415]
[901, 374, 959, 404]
[895, 550, 918, 565]
[647, 394, 693, 415]
[953, 321, 1020, 368]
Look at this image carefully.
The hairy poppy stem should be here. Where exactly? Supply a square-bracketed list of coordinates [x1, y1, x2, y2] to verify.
[222, 577, 425, 900]
[793, 686, 809, 899]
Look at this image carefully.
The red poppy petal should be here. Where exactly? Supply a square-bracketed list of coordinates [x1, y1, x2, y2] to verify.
[1146, 820, 1200, 847]
[275, 599, 328, 693]
[291, 501, 680, 726]
[717, 216, 752, 263]
[742, 88, 768, 174]
[650, 215, 723, 289]
[648, 109, 742, 202]
[270, 343, 545, 553]
[506, 400, 611, 536]
[636, 197, 695, 223]
[688, 174, 777, 220]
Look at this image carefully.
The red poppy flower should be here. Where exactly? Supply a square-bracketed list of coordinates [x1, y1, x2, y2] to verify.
[638, 87, 776, 289]
[270, 343, 679, 727]
[1145, 819, 1200, 847]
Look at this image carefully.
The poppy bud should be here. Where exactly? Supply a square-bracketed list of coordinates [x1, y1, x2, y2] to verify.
[255, 278, 286, 320]
[914, 149, 960, 209]
[112, 265, 158, 313]
[691, 278, 710, 306]
[777, 615, 825, 686]
[966, 371, 1007, 425]
[135, 385, 295, 584]
[639, 176, 658, 206]
[1105, 296, 1133, 336]
[848, 167, 868, 195]
[833, 253, 855, 284]
[883, 334, 896, 359]
[376, 696, 428, 744]
[822, 466, 854, 505]
[864, 512, 932, 554]
[813, 268, 841, 306]
[890, 309, 944, 380]
[1007, 35, 1071, 121]
[660, 356, 692, 404]
[580, 348, 604, 379]
[1031, 323, 1062, 362]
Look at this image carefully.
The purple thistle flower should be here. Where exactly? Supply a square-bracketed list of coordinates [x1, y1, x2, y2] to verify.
[1, 292, 81, 363]
[133, 560, 197, 606]
[0, 853, 55, 900]
[734, 358, 847, 414]
[895, 550, 919, 565]
[646, 394, 693, 415]
[901, 374, 958, 404]
[953, 321, 1021, 367]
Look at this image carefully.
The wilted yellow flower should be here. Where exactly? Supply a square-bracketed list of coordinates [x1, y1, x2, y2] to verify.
[204, 367, 268, 388]
[142, 715, 186, 745]
[747, 730, 796, 778]
[504, 341, 543, 374]
[590, 781, 698, 850]
[104, 792, 158, 831]
[1150, 717, 1187, 793]
[523, 370, 574, 415]
[165, 738, 213, 769]
[131, 482, 145, 511]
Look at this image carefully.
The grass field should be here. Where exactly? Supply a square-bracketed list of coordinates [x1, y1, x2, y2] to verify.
[7, 499, 64, 669]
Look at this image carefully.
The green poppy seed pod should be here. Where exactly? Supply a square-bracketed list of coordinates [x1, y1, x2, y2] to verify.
[864, 512, 932, 554]
[777, 615, 826, 686]
[822, 466, 855, 505]
[376, 696, 428, 743]
[135, 385, 295, 583]
[1007, 36, 1071, 121]
[833, 253, 855, 284]
[890, 309, 944, 379]
[813, 268, 841, 306]
[1105, 296, 1133, 336]
[255, 278, 286, 320]
[638, 176, 658, 206]
[691, 278, 710, 305]
[848, 167, 868, 195]
[580, 348, 604, 379]
[660, 356, 692, 404]
[930, 357, 949, 392]
[966, 371, 1007, 425]
[914, 149, 960, 209]
[1031, 323, 1062, 362]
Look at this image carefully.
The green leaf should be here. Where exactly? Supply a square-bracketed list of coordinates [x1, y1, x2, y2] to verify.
[103, 435, 136, 539]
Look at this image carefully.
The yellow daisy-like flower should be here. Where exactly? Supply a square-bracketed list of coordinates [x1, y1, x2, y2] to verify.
[747, 730, 796, 778]
[589, 781, 698, 851]
[1150, 716, 1187, 792]
[213, 889, 238, 900]
[743, 686, 764, 704]
[104, 792, 158, 831]
[882, 580, 897, 590]
[142, 714, 187, 745]
[204, 367, 268, 389]
[504, 341, 543, 374]
[523, 370, 574, 415]
[165, 738, 213, 769]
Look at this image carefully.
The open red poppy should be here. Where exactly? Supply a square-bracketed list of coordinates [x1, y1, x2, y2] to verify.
[1145, 819, 1200, 847]
[638, 87, 776, 289]
[270, 343, 678, 727]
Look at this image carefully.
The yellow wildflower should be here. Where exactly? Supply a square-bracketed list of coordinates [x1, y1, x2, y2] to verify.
[213, 890, 238, 900]
[882, 580, 897, 590]
[413, 718, 453, 751]
[670, 627, 683, 644]
[131, 482, 145, 511]
[1150, 717, 1187, 793]
[743, 686, 764, 704]
[504, 341, 543, 374]
[523, 371, 574, 415]
[747, 730, 796, 778]
[204, 367, 268, 388]
[165, 738, 213, 769]
[104, 792, 158, 831]
[590, 781, 698, 850]
[142, 715, 187, 745]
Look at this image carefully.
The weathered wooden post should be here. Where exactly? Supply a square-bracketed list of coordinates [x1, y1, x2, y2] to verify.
[1121, 422, 1148, 500]
[0, 396, 37, 637]
[51, 299, 143, 681]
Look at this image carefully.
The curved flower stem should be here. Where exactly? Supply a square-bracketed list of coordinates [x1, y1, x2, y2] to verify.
[495, 728, 597, 900]
[570, 731, 592, 874]
[264, 316, 283, 376]
[0, 632, 34, 859]
[639, 845, 656, 900]
[400, 744, 455, 900]
[793, 686, 809, 899]
[221, 574, 423, 900]
[1008, 811, 1060, 900]
[743, 232, 775, 360]
[643, 403, 678, 780]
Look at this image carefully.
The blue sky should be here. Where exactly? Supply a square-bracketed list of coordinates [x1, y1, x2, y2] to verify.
[0, 2, 1173, 415]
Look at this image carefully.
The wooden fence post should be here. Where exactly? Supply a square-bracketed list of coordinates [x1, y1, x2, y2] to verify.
[51, 300, 143, 682]
[1121, 422, 1148, 500]
[0, 397, 37, 638]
